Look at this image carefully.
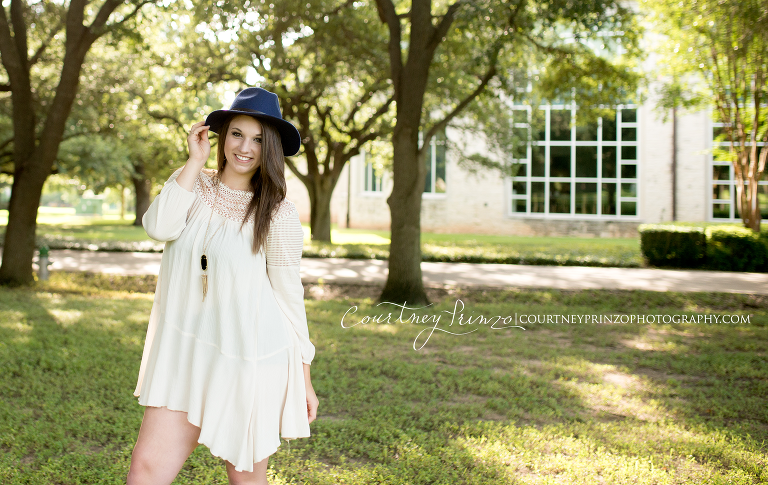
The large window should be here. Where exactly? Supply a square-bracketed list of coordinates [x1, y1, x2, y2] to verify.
[424, 129, 447, 194]
[508, 105, 639, 218]
[710, 122, 768, 220]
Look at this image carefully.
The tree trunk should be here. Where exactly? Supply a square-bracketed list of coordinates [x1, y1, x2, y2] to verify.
[0, 0, 127, 284]
[0, 167, 47, 284]
[379, 126, 429, 306]
[119, 185, 125, 220]
[309, 180, 334, 242]
[132, 164, 151, 227]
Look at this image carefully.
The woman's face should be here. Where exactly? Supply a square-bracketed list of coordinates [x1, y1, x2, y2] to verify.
[223, 115, 263, 179]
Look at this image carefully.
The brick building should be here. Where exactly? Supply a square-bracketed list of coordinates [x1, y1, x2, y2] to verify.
[285, 97, 744, 237]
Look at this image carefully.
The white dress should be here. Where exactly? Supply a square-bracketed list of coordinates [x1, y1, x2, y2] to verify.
[133, 167, 315, 472]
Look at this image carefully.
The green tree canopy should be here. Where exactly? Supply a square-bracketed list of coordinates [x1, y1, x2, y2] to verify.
[647, 0, 768, 230]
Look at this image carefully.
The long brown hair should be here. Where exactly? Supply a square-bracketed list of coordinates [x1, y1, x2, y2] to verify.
[216, 115, 287, 254]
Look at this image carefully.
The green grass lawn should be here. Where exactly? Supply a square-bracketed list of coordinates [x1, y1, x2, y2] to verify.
[0, 209, 643, 267]
[1, 274, 767, 483]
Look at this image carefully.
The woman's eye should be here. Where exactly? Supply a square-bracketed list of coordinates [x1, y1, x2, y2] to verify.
[255, 138, 262, 144]
[232, 132, 241, 137]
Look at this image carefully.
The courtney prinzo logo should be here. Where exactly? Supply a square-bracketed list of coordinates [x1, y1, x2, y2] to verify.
[341, 299, 523, 350]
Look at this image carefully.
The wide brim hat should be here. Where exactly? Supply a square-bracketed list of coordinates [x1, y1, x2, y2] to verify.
[204, 87, 302, 156]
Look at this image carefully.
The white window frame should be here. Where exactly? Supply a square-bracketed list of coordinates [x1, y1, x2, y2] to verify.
[361, 149, 385, 195]
[506, 103, 641, 220]
[421, 129, 448, 198]
[708, 117, 768, 221]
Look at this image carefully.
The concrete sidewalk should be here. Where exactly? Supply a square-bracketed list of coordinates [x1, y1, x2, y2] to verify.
[25, 249, 768, 295]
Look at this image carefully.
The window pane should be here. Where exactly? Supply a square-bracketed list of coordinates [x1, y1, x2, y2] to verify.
[713, 165, 730, 181]
[712, 146, 731, 162]
[512, 181, 526, 195]
[713, 125, 729, 139]
[621, 182, 637, 197]
[549, 182, 571, 213]
[550, 146, 571, 177]
[602, 183, 617, 215]
[512, 199, 527, 213]
[602, 113, 617, 141]
[531, 182, 545, 212]
[576, 118, 598, 141]
[712, 184, 730, 200]
[513, 162, 527, 178]
[621, 164, 637, 179]
[602, 147, 617, 178]
[512, 127, 528, 158]
[760, 185, 768, 219]
[435, 141, 446, 193]
[575, 146, 598, 177]
[532, 146, 546, 176]
[621, 109, 637, 123]
[621, 127, 637, 141]
[621, 146, 637, 160]
[712, 203, 730, 218]
[512, 110, 528, 124]
[550, 109, 571, 141]
[620, 201, 637, 216]
[575, 183, 598, 214]
[532, 109, 546, 141]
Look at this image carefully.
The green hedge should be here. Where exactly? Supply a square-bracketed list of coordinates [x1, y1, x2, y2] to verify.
[705, 226, 768, 272]
[638, 225, 706, 268]
[640, 223, 768, 272]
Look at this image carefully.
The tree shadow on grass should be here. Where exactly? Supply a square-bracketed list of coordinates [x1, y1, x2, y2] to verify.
[3, 282, 767, 484]
[0, 287, 152, 483]
[280, 290, 768, 484]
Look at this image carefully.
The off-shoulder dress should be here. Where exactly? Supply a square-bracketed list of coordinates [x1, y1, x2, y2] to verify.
[133, 167, 315, 472]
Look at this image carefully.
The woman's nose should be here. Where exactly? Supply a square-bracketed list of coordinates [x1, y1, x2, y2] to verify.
[238, 138, 252, 152]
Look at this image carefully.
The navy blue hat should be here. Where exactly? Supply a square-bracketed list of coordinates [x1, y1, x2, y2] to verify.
[205, 87, 302, 156]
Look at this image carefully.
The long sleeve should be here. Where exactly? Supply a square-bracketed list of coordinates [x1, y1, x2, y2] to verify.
[266, 201, 315, 365]
[143, 167, 197, 242]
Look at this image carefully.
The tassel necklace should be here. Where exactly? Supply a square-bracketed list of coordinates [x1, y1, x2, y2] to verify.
[200, 177, 224, 301]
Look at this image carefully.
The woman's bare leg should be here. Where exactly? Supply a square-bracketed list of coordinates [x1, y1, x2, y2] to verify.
[225, 456, 270, 485]
[127, 406, 202, 485]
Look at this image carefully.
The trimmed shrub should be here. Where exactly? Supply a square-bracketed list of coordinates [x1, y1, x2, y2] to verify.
[639, 224, 706, 268]
[705, 225, 768, 272]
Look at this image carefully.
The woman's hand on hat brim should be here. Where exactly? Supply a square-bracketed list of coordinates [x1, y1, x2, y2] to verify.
[187, 120, 211, 166]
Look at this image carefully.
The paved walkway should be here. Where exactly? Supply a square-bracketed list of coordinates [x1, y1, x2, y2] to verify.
[24, 249, 768, 295]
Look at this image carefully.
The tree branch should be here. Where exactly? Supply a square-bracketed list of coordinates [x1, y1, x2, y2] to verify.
[423, 54, 498, 150]
[89, 0, 123, 33]
[349, 94, 394, 140]
[10, 0, 28, 72]
[344, 80, 389, 126]
[0, 8, 19, 80]
[427, 0, 463, 54]
[374, 0, 403, 91]
[284, 156, 310, 185]
[0, 137, 13, 151]
[65, 0, 87, 52]
[29, 18, 64, 66]
[323, 0, 356, 18]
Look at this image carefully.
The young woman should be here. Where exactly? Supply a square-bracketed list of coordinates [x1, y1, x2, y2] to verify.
[127, 87, 319, 485]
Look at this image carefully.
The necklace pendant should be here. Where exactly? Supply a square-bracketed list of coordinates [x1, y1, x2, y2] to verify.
[201, 254, 208, 271]
[202, 274, 208, 301]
